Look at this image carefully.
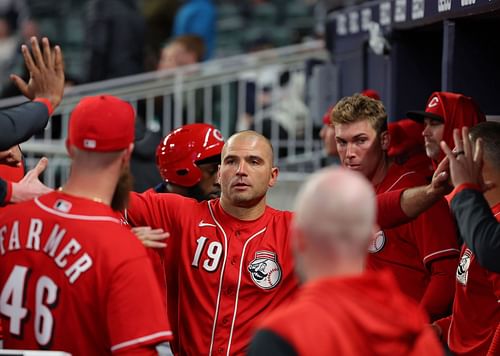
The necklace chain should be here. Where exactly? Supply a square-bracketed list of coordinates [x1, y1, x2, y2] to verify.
[57, 187, 104, 204]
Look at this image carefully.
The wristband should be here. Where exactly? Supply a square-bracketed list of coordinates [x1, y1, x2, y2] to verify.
[34, 98, 54, 115]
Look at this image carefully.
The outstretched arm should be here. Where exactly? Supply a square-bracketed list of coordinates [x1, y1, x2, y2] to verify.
[376, 158, 451, 229]
[0, 37, 65, 150]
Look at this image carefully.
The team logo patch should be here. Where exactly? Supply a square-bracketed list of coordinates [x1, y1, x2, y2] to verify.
[457, 249, 472, 286]
[368, 230, 386, 253]
[248, 251, 282, 290]
[54, 199, 72, 213]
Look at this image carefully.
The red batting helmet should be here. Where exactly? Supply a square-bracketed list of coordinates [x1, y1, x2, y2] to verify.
[156, 123, 224, 187]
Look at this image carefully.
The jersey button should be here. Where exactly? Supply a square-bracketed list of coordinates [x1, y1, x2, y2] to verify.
[235, 230, 240, 236]
[218, 347, 224, 353]
[231, 256, 238, 265]
[222, 316, 229, 325]
[226, 287, 233, 295]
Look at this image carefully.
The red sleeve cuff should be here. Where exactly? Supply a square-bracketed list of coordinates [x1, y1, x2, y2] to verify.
[34, 98, 54, 116]
[5, 180, 12, 203]
[449, 183, 481, 201]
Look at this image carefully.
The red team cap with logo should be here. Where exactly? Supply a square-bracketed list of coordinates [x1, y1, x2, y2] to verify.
[406, 94, 445, 122]
[68, 95, 135, 152]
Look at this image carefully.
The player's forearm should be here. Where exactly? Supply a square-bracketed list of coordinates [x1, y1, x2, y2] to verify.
[451, 187, 500, 273]
[400, 184, 442, 219]
[420, 258, 457, 322]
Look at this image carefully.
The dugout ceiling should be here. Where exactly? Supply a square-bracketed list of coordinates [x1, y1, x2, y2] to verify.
[326, 0, 500, 120]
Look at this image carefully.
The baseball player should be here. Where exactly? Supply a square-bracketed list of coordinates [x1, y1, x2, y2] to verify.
[0, 95, 172, 354]
[406, 91, 485, 169]
[152, 123, 223, 200]
[125, 127, 453, 354]
[332, 94, 460, 321]
[434, 122, 500, 355]
[249, 167, 443, 355]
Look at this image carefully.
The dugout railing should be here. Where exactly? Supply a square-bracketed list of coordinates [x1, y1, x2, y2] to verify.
[0, 41, 330, 188]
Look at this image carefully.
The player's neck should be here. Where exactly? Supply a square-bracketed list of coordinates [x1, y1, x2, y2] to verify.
[305, 260, 365, 282]
[371, 155, 391, 187]
[484, 181, 500, 208]
[61, 171, 118, 206]
[220, 196, 267, 221]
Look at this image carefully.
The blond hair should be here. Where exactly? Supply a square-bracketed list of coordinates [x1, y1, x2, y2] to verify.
[331, 94, 387, 134]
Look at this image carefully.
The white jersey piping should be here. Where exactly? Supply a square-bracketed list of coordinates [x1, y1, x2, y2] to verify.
[35, 198, 121, 223]
[226, 227, 266, 355]
[111, 330, 173, 351]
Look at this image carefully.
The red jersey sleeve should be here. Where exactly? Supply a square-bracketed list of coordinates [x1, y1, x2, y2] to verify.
[108, 256, 172, 353]
[125, 191, 189, 230]
[412, 198, 460, 266]
[376, 188, 409, 229]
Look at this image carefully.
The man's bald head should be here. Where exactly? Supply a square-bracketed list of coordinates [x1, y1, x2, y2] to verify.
[222, 130, 274, 165]
[293, 167, 376, 258]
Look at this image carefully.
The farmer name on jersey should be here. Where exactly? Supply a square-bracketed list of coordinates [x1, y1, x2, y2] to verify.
[0, 218, 93, 284]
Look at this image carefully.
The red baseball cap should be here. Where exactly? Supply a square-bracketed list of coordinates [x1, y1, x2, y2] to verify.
[68, 95, 135, 152]
[361, 89, 381, 101]
[406, 94, 445, 122]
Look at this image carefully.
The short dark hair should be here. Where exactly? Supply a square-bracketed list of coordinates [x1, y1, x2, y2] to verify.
[469, 121, 500, 169]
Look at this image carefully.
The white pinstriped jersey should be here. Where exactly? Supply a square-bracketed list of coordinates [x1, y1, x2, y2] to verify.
[127, 192, 299, 355]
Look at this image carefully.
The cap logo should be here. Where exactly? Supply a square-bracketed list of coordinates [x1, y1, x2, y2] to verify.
[213, 129, 223, 142]
[83, 139, 97, 149]
[427, 97, 439, 108]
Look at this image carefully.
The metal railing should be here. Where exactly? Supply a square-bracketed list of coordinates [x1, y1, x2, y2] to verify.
[0, 41, 330, 187]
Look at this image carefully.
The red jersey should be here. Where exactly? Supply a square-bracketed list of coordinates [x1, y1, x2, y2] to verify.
[251, 271, 443, 355]
[126, 192, 299, 355]
[436, 203, 500, 355]
[0, 191, 172, 355]
[368, 164, 460, 312]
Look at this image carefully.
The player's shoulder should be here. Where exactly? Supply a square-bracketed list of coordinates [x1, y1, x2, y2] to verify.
[266, 206, 293, 220]
[384, 163, 427, 190]
[133, 190, 201, 207]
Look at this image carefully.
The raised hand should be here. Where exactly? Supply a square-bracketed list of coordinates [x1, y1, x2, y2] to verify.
[10, 37, 65, 110]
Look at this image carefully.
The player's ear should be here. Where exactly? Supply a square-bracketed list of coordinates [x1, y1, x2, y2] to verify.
[122, 143, 134, 163]
[380, 130, 390, 151]
[268, 166, 279, 187]
[65, 140, 75, 158]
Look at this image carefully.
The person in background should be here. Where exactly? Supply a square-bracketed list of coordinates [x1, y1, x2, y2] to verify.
[157, 34, 205, 70]
[434, 122, 500, 355]
[388, 118, 433, 178]
[86, 0, 146, 81]
[172, 0, 215, 59]
[406, 91, 485, 170]
[249, 167, 444, 356]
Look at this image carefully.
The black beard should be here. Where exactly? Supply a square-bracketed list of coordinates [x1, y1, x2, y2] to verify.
[186, 184, 220, 202]
[111, 166, 134, 211]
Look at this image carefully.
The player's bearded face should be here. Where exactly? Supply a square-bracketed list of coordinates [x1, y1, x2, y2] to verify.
[111, 164, 133, 211]
[422, 118, 444, 161]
